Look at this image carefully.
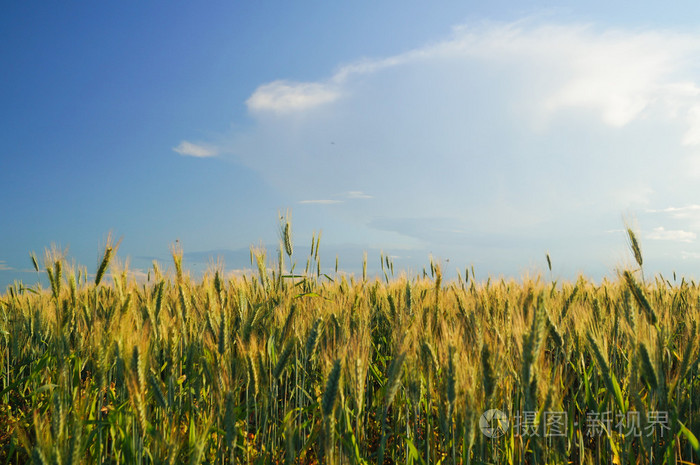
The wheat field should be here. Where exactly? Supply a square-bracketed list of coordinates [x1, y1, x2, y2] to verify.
[0, 224, 699, 464]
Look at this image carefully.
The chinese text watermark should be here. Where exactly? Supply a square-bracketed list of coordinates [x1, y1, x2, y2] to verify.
[479, 409, 670, 438]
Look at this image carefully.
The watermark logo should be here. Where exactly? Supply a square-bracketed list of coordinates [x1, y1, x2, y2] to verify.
[479, 409, 509, 438]
[479, 409, 670, 438]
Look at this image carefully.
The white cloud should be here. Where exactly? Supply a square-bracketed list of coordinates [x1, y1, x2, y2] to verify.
[613, 186, 655, 207]
[173, 141, 218, 158]
[0, 261, 12, 271]
[243, 22, 700, 136]
[246, 81, 340, 114]
[646, 226, 696, 242]
[124, 268, 150, 283]
[648, 205, 700, 218]
[683, 106, 700, 145]
[220, 19, 700, 276]
[536, 29, 700, 127]
[225, 269, 249, 279]
[299, 199, 342, 205]
[346, 191, 372, 199]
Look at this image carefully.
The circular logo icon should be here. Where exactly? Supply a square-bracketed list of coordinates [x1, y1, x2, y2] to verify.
[479, 409, 509, 438]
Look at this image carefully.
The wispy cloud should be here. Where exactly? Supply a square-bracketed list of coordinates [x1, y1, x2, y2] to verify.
[0, 261, 13, 271]
[646, 226, 696, 242]
[124, 268, 150, 283]
[684, 106, 700, 145]
[645, 205, 700, 232]
[173, 141, 219, 158]
[300, 191, 371, 204]
[346, 191, 372, 199]
[299, 199, 342, 205]
[225, 269, 249, 279]
[648, 205, 700, 218]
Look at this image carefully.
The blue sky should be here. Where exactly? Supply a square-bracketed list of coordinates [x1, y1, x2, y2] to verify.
[3, 1, 700, 288]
